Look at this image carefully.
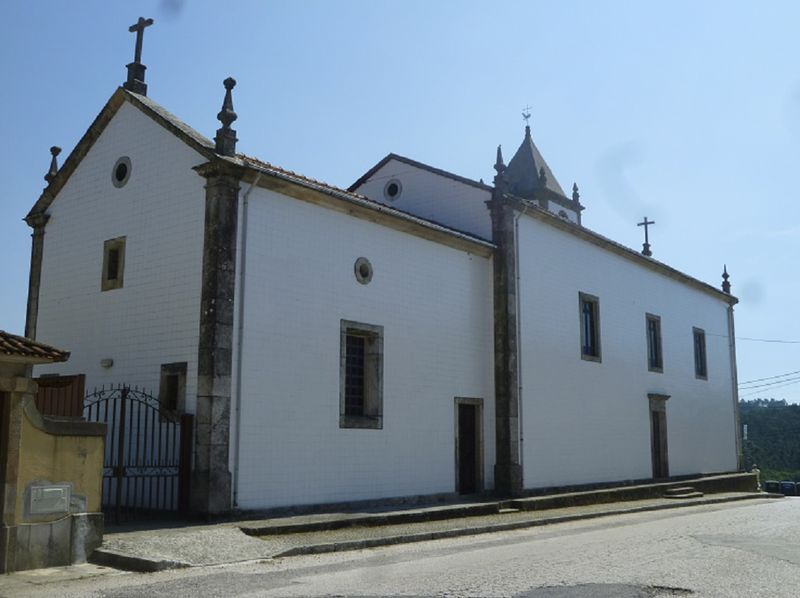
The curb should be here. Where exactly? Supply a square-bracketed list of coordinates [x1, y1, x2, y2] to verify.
[273, 493, 781, 558]
[240, 503, 501, 536]
[89, 549, 191, 573]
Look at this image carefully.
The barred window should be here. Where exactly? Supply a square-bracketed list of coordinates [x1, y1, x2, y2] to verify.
[579, 293, 601, 362]
[340, 320, 383, 429]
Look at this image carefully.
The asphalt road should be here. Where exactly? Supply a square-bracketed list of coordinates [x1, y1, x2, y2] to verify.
[5, 498, 798, 597]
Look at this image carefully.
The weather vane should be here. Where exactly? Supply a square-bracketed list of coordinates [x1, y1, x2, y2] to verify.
[522, 105, 532, 126]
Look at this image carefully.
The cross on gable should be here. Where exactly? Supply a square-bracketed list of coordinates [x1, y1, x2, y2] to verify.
[129, 17, 154, 64]
[637, 217, 655, 257]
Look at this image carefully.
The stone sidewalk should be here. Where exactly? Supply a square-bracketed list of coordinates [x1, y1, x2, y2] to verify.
[90, 491, 778, 572]
[0, 490, 781, 595]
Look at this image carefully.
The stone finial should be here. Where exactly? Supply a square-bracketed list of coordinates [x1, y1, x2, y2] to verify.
[722, 265, 731, 294]
[215, 77, 238, 156]
[44, 146, 61, 183]
[494, 145, 505, 174]
[493, 144, 507, 193]
[572, 182, 580, 203]
[538, 166, 547, 186]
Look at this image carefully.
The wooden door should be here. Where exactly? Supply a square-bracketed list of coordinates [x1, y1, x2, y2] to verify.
[457, 403, 479, 494]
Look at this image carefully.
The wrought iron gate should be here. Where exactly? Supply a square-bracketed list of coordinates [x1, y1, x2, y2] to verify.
[83, 385, 193, 523]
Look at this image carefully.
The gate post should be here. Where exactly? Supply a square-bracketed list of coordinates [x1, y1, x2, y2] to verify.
[178, 413, 194, 515]
[113, 387, 128, 524]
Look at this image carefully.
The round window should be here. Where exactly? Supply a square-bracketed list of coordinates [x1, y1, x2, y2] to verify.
[354, 257, 373, 285]
[383, 179, 402, 201]
[112, 156, 132, 188]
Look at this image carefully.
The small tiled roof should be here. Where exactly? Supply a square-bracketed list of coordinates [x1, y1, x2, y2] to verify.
[0, 331, 69, 363]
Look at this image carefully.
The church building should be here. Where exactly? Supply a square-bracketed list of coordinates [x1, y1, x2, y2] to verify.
[24, 20, 742, 514]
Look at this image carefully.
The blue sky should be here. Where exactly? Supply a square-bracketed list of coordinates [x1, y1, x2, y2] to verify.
[3, 1, 799, 401]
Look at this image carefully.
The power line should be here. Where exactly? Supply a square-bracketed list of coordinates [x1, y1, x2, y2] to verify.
[738, 375, 800, 391]
[738, 337, 800, 344]
[740, 378, 800, 398]
[707, 332, 800, 344]
[739, 369, 800, 386]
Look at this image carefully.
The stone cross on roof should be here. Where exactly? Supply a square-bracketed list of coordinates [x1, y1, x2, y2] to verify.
[123, 17, 155, 96]
[637, 216, 655, 257]
[129, 17, 154, 64]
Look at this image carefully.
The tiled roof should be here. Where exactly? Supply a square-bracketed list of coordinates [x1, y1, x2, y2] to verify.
[0, 331, 69, 363]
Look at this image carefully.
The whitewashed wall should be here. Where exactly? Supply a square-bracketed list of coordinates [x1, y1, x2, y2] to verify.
[517, 215, 738, 488]
[34, 100, 207, 412]
[234, 187, 495, 509]
[353, 159, 493, 240]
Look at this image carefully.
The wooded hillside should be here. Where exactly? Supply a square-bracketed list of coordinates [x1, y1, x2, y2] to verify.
[740, 399, 800, 482]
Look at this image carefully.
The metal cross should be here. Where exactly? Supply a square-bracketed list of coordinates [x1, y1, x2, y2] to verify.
[522, 105, 532, 125]
[637, 216, 655, 257]
[129, 17, 154, 64]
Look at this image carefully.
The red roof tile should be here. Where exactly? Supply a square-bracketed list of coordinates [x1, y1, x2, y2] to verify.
[0, 331, 69, 363]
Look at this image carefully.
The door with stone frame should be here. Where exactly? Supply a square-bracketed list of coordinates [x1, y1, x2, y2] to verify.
[649, 394, 670, 479]
[455, 398, 483, 495]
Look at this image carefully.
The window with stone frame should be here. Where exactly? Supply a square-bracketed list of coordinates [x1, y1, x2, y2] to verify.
[101, 236, 126, 291]
[339, 320, 383, 429]
[646, 313, 663, 372]
[693, 327, 708, 379]
[579, 292, 601, 362]
[159, 362, 187, 415]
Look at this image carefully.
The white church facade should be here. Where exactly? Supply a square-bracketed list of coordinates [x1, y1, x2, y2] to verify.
[23, 22, 741, 514]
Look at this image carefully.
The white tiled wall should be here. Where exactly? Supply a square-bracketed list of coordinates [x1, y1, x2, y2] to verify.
[353, 159, 493, 240]
[518, 215, 738, 488]
[34, 100, 207, 412]
[234, 188, 495, 509]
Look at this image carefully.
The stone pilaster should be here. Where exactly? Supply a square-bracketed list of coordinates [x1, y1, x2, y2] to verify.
[191, 161, 242, 515]
[24, 212, 50, 340]
[489, 193, 523, 497]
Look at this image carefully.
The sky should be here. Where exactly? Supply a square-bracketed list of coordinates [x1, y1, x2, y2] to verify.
[2, 1, 799, 402]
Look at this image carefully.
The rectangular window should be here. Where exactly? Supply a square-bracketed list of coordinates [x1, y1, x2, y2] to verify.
[646, 314, 663, 372]
[340, 320, 383, 429]
[693, 327, 707, 379]
[159, 362, 187, 414]
[579, 292, 601, 362]
[101, 236, 126, 291]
